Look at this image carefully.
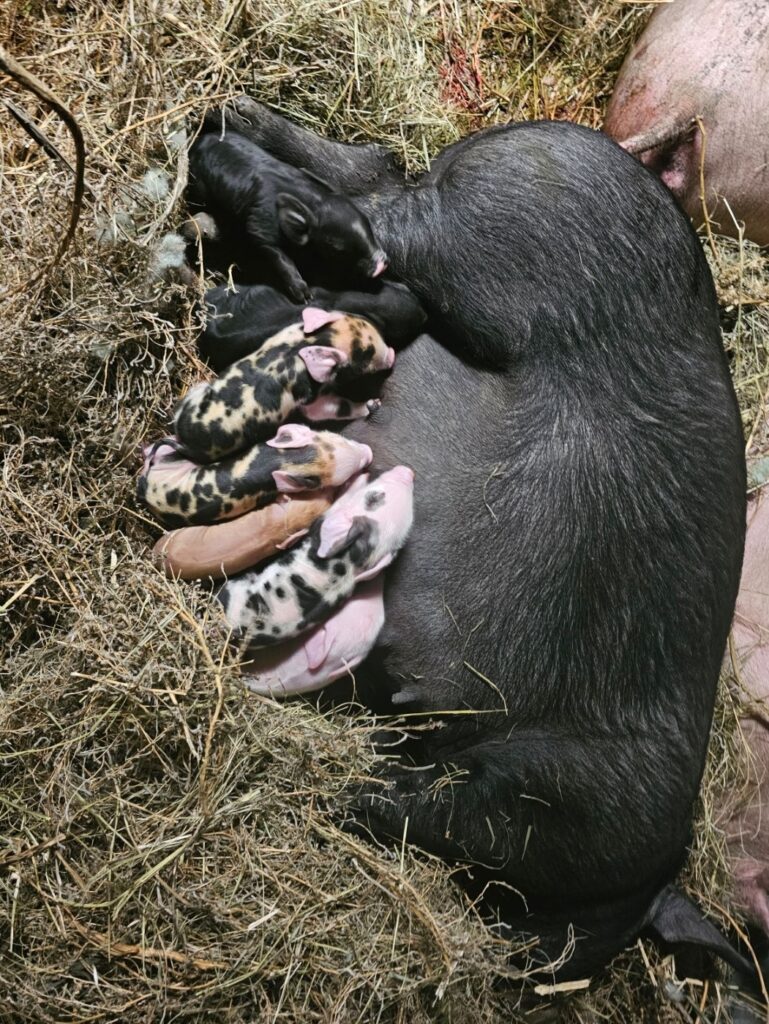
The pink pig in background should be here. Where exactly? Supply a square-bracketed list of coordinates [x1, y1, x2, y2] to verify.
[721, 488, 769, 938]
[604, 0, 769, 246]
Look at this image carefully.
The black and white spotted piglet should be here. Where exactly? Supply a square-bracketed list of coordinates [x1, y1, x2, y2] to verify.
[174, 312, 395, 463]
[218, 466, 414, 647]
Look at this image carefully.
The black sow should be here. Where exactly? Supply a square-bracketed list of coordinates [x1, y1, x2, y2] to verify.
[213, 100, 747, 981]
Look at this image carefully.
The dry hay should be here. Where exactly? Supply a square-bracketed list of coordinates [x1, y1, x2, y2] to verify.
[1, 2, 768, 1022]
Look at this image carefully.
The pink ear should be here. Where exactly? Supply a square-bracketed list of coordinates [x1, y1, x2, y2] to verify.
[266, 423, 316, 449]
[355, 552, 394, 582]
[302, 307, 345, 334]
[298, 345, 348, 383]
[317, 513, 354, 558]
[273, 470, 308, 493]
[305, 625, 332, 671]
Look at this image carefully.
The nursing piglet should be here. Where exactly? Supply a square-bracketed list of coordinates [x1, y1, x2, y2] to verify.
[218, 466, 414, 647]
[199, 281, 426, 373]
[138, 424, 371, 527]
[174, 314, 394, 463]
[152, 491, 335, 581]
[188, 132, 387, 302]
[242, 577, 385, 696]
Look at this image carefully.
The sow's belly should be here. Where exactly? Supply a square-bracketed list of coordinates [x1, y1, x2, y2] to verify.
[342, 334, 522, 715]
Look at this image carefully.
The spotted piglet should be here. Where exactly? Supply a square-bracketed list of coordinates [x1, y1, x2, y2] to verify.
[137, 424, 372, 527]
[174, 312, 395, 463]
[218, 465, 414, 647]
[241, 577, 385, 696]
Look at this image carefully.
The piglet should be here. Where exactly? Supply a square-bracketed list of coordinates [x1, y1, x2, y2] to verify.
[152, 491, 336, 581]
[218, 465, 415, 647]
[137, 424, 372, 527]
[188, 131, 387, 302]
[199, 281, 426, 373]
[241, 577, 385, 696]
[174, 314, 395, 463]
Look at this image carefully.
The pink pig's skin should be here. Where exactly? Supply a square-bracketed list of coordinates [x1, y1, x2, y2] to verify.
[220, 465, 415, 647]
[241, 577, 385, 696]
[604, 0, 769, 246]
[720, 489, 769, 936]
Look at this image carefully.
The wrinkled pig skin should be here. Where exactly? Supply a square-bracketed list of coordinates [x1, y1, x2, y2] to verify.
[604, 0, 769, 246]
[722, 490, 769, 937]
[209, 99, 747, 980]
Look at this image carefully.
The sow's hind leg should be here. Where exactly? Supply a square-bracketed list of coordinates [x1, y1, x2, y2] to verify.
[206, 97, 402, 194]
[344, 725, 698, 975]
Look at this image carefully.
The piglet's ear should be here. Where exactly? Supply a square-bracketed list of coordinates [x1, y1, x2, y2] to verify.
[318, 515, 373, 559]
[298, 345, 348, 383]
[266, 424, 315, 449]
[273, 470, 317, 493]
[276, 193, 316, 246]
[301, 307, 345, 334]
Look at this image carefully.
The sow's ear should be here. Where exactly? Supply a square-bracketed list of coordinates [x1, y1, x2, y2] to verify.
[277, 193, 316, 246]
[298, 345, 348, 383]
[643, 885, 754, 978]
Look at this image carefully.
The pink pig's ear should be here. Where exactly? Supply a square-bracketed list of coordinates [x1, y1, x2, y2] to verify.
[318, 515, 373, 559]
[276, 528, 309, 550]
[273, 470, 313, 493]
[266, 423, 315, 449]
[317, 513, 354, 558]
[298, 345, 348, 383]
[302, 307, 345, 334]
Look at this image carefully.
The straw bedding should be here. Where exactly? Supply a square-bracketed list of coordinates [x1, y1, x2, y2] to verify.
[2, 2, 768, 1021]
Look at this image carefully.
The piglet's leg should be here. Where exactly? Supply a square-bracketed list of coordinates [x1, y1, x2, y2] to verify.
[244, 205, 310, 302]
[301, 395, 379, 422]
[212, 99, 401, 194]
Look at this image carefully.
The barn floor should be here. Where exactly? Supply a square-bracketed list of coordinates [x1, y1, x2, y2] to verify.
[1, 2, 768, 1021]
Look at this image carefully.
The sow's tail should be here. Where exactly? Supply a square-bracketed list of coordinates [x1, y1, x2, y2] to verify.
[644, 885, 754, 978]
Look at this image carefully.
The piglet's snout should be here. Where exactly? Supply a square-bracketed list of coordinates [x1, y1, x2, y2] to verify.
[370, 344, 395, 372]
[386, 465, 415, 486]
[332, 439, 373, 485]
[370, 252, 388, 278]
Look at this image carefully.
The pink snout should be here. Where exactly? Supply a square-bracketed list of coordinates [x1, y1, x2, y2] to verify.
[370, 252, 388, 278]
[384, 464, 415, 486]
[331, 440, 373, 487]
[384, 346, 395, 369]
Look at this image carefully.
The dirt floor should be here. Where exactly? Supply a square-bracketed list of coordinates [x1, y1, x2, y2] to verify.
[1, 2, 769, 1021]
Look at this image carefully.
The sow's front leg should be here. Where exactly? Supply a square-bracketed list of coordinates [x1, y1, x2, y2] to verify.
[206, 97, 402, 194]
